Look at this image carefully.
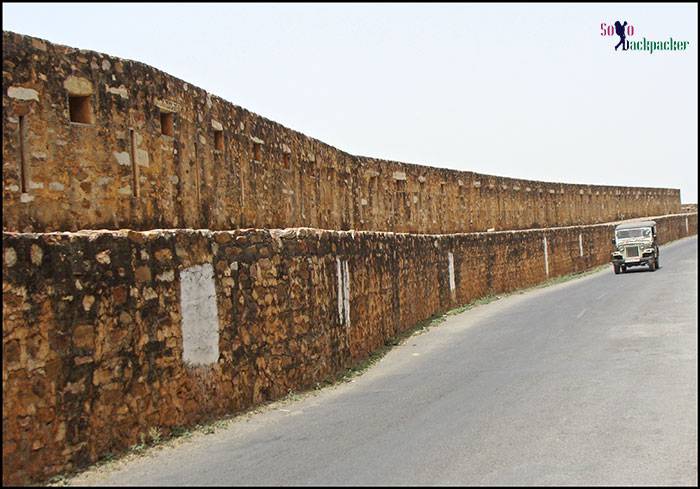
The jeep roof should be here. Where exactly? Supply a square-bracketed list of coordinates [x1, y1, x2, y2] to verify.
[615, 220, 656, 230]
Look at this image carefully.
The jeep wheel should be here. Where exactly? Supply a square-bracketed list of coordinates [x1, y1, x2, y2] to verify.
[656, 256, 660, 268]
[650, 259, 657, 272]
[614, 264, 621, 275]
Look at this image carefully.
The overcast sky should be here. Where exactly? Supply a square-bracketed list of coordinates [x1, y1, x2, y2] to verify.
[3, 3, 698, 202]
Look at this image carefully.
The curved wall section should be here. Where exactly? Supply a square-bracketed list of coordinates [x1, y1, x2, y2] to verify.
[2, 31, 680, 233]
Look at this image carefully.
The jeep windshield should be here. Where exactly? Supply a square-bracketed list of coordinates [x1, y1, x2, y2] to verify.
[616, 228, 651, 239]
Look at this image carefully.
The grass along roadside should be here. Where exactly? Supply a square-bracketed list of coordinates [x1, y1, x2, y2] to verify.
[48, 262, 609, 486]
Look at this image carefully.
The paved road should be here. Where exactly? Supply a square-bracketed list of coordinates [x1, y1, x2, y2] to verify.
[68, 236, 698, 486]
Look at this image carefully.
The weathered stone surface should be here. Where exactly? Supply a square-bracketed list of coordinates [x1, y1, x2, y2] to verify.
[2, 31, 681, 234]
[62, 75, 93, 95]
[106, 85, 128, 99]
[4, 247, 17, 267]
[95, 250, 111, 264]
[0, 29, 692, 488]
[134, 266, 151, 283]
[113, 152, 130, 166]
[154, 98, 179, 113]
[2, 214, 697, 485]
[135, 149, 149, 167]
[29, 244, 43, 265]
[7, 86, 39, 101]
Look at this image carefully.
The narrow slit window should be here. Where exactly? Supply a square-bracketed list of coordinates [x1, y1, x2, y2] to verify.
[69, 95, 93, 124]
[19, 115, 28, 193]
[160, 112, 174, 137]
[129, 128, 139, 197]
[214, 130, 224, 151]
[253, 142, 262, 161]
[282, 152, 291, 169]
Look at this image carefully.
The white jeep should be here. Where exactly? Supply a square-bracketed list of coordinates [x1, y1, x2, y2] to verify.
[611, 220, 659, 274]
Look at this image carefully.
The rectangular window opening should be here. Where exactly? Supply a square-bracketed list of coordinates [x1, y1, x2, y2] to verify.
[69, 95, 93, 124]
[19, 115, 28, 193]
[214, 130, 224, 151]
[253, 142, 262, 161]
[160, 112, 174, 137]
[282, 152, 291, 169]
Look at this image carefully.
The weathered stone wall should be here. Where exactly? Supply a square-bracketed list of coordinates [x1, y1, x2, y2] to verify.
[2, 31, 681, 234]
[3, 212, 696, 485]
[1, 27, 693, 487]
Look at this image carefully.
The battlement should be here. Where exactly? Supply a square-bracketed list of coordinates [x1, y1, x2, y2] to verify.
[2, 30, 681, 234]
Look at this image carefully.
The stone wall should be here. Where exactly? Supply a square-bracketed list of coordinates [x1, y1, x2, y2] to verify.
[0, 27, 693, 487]
[3, 212, 696, 485]
[2, 30, 681, 234]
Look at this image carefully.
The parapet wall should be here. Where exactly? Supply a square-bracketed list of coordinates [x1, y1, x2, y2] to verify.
[3, 212, 697, 485]
[2, 31, 681, 234]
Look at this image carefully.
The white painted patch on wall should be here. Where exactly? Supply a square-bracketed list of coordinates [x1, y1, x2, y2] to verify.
[543, 236, 549, 277]
[686, 216, 689, 233]
[337, 257, 343, 323]
[343, 260, 350, 327]
[180, 263, 220, 365]
[578, 233, 584, 257]
[336, 257, 351, 326]
[448, 252, 456, 295]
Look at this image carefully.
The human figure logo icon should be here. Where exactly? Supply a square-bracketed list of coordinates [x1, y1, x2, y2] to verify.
[614, 20, 628, 50]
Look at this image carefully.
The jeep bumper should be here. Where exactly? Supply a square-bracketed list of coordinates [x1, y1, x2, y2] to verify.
[612, 253, 655, 266]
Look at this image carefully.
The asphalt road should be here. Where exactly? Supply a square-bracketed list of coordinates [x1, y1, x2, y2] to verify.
[67, 236, 698, 486]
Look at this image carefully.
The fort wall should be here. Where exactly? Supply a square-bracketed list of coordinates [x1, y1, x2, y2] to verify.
[3, 212, 697, 485]
[2, 31, 681, 234]
[2, 29, 693, 486]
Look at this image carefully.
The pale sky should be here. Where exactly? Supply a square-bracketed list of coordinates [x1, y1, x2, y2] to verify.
[3, 3, 698, 202]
